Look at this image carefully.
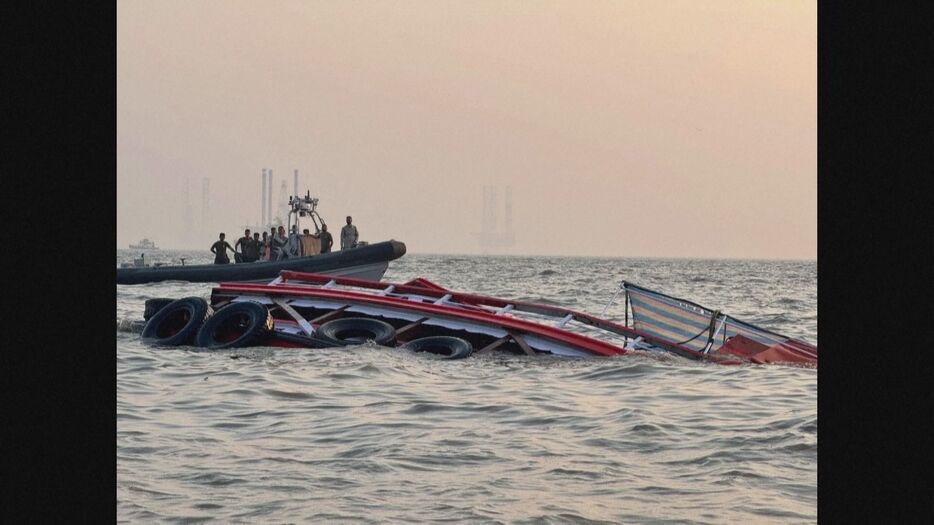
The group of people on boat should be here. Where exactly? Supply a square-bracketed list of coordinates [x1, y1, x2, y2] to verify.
[210, 216, 360, 264]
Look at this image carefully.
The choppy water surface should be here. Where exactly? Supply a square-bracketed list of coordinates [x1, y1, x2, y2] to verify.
[117, 251, 816, 523]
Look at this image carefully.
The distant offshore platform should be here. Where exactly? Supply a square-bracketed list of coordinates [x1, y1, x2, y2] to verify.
[477, 185, 515, 254]
[177, 169, 300, 248]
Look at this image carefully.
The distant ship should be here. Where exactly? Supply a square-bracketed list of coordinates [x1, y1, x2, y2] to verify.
[129, 238, 159, 250]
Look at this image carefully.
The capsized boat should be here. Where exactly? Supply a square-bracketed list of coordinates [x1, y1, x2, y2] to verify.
[193, 272, 816, 366]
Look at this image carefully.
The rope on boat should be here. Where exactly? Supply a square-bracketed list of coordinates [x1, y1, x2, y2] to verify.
[672, 309, 721, 347]
[600, 279, 626, 317]
[672, 325, 709, 346]
[704, 314, 728, 354]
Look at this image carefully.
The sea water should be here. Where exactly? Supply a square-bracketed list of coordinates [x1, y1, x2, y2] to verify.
[117, 251, 817, 524]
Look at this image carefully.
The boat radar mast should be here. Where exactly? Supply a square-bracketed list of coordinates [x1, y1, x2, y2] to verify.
[287, 190, 326, 234]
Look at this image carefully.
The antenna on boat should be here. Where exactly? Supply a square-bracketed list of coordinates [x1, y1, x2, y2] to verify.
[287, 190, 325, 234]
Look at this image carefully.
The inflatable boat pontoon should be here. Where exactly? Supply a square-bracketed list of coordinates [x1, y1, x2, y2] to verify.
[117, 240, 406, 285]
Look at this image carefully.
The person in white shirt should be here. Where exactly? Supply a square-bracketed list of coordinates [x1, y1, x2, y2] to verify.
[271, 225, 288, 260]
[285, 224, 302, 258]
[340, 216, 358, 250]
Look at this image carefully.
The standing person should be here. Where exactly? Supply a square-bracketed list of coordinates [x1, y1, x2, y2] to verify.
[271, 225, 288, 260]
[319, 223, 333, 254]
[267, 227, 279, 260]
[282, 224, 301, 259]
[234, 229, 252, 263]
[260, 231, 269, 260]
[210, 233, 235, 265]
[244, 232, 261, 262]
[285, 224, 302, 258]
[268, 227, 278, 260]
[340, 216, 358, 250]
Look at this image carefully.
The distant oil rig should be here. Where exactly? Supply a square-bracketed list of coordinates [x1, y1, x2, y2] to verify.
[477, 185, 515, 254]
[254, 168, 303, 231]
[177, 168, 303, 247]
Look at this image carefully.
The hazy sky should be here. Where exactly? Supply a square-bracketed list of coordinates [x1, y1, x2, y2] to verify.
[118, 0, 815, 259]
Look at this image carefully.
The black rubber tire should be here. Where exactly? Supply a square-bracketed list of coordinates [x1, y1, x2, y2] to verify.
[314, 317, 396, 347]
[402, 336, 473, 359]
[143, 298, 176, 321]
[194, 301, 273, 349]
[141, 297, 212, 346]
[269, 330, 334, 348]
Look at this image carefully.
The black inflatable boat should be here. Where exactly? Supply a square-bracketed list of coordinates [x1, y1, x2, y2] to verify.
[117, 239, 406, 285]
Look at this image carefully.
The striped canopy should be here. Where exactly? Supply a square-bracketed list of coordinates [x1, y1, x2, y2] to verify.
[623, 282, 817, 361]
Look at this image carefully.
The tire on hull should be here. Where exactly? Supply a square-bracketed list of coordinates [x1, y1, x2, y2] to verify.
[141, 297, 212, 346]
[402, 336, 473, 359]
[314, 317, 397, 347]
[194, 301, 273, 349]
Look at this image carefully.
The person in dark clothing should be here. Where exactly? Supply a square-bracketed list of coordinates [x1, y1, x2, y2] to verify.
[246, 232, 261, 262]
[234, 229, 252, 263]
[318, 223, 333, 253]
[260, 231, 269, 260]
[269, 228, 278, 259]
[210, 233, 235, 264]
